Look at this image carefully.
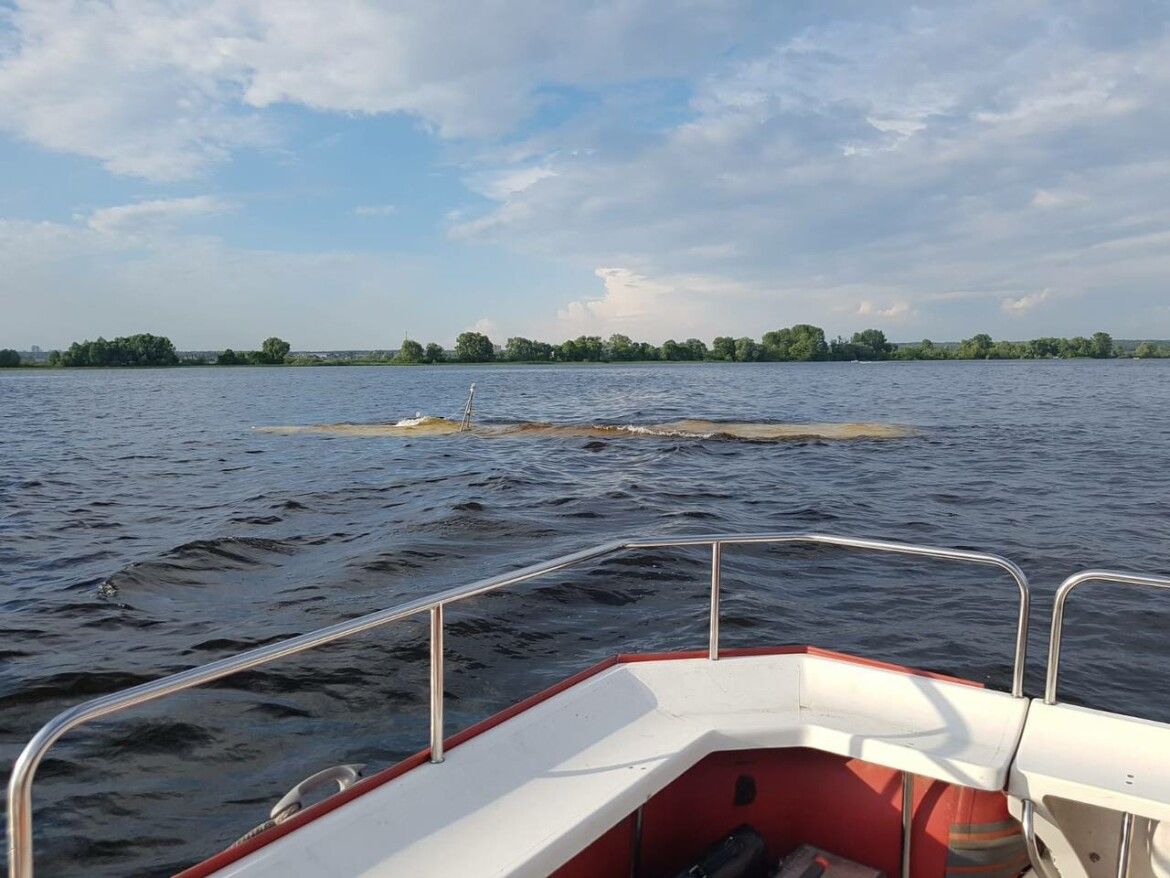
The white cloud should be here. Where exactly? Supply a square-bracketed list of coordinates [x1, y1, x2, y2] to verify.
[558, 267, 671, 329]
[0, 0, 750, 180]
[0, 2, 272, 181]
[467, 317, 499, 339]
[1031, 189, 1090, 210]
[1001, 289, 1053, 315]
[86, 196, 237, 234]
[3, 2, 1170, 340]
[354, 204, 397, 217]
[552, 267, 755, 341]
[854, 300, 913, 321]
[451, 3, 1170, 338]
[468, 166, 557, 200]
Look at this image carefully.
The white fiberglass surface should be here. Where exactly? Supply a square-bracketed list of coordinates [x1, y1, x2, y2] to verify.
[211, 653, 1028, 878]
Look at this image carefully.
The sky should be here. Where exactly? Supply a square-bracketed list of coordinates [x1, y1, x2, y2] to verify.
[1, 1, 1168, 350]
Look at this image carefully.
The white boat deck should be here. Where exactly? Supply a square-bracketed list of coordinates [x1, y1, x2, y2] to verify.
[211, 652, 1030, 878]
[1010, 700, 1170, 823]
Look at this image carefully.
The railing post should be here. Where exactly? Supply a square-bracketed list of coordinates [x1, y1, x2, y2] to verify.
[1045, 570, 1170, 704]
[429, 604, 445, 763]
[7, 755, 34, 878]
[901, 772, 913, 878]
[1116, 812, 1134, 878]
[709, 541, 722, 660]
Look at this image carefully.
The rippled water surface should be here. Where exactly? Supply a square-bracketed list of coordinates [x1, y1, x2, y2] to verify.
[3, 361, 1170, 876]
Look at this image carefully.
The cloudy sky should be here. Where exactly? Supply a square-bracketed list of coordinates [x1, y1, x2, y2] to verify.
[1, 0, 1168, 350]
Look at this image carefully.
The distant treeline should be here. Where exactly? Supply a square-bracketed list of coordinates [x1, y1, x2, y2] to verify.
[48, 334, 179, 367]
[11, 335, 291, 367]
[10, 327, 1170, 369]
[422, 327, 1155, 363]
[215, 337, 291, 365]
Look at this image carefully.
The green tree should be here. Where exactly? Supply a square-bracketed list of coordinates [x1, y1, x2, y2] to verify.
[0, 349, 20, 367]
[1090, 331, 1114, 359]
[829, 336, 858, 360]
[260, 336, 291, 364]
[579, 336, 604, 361]
[1060, 336, 1093, 358]
[557, 336, 603, 361]
[424, 343, 446, 363]
[1027, 337, 1061, 359]
[454, 331, 495, 362]
[710, 337, 736, 361]
[394, 339, 424, 363]
[504, 336, 535, 361]
[46, 350, 61, 366]
[59, 334, 179, 367]
[216, 349, 246, 365]
[606, 334, 638, 361]
[898, 339, 946, 361]
[1135, 341, 1159, 359]
[849, 329, 893, 360]
[990, 341, 1025, 359]
[957, 333, 994, 359]
[734, 337, 760, 362]
[502, 337, 553, 361]
[659, 338, 709, 361]
[762, 324, 828, 361]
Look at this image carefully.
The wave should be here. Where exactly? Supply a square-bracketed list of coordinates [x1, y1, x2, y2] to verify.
[255, 416, 912, 441]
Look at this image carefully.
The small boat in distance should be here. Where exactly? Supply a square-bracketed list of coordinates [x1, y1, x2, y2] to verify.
[7, 533, 1170, 878]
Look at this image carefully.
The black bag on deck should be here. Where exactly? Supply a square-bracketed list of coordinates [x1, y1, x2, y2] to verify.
[671, 824, 768, 878]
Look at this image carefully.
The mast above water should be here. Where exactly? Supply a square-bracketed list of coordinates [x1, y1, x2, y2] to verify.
[459, 384, 476, 431]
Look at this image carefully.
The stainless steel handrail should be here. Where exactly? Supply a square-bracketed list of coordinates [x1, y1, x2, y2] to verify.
[1044, 569, 1170, 705]
[1034, 570, 1170, 878]
[1020, 799, 1059, 878]
[6, 531, 1031, 878]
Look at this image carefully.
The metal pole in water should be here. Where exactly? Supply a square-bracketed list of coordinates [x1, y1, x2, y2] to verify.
[459, 383, 476, 432]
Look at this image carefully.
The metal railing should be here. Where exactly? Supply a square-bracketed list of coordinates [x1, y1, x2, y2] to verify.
[1045, 569, 1170, 705]
[6, 532, 1032, 878]
[1024, 569, 1170, 878]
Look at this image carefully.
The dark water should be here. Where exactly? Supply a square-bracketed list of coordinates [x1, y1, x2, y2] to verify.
[2, 361, 1170, 876]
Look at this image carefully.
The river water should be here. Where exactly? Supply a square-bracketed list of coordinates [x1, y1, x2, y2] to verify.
[2, 361, 1169, 876]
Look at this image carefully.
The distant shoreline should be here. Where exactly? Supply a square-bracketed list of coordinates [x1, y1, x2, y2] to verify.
[5, 327, 1170, 368]
[6, 357, 1170, 372]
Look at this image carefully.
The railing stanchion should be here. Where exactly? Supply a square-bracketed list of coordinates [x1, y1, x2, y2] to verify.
[429, 604, 445, 763]
[1116, 812, 1134, 878]
[900, 772, 913, 878]
[1045, 570, 1170, 705]
[1020, 799, 1058, 878]
[709, 541, 722, 660]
